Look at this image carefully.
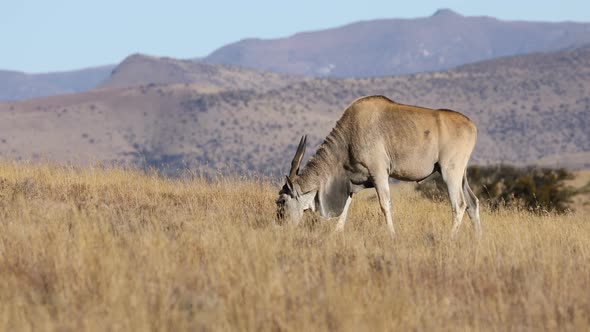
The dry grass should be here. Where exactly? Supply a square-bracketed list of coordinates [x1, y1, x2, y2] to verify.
[0, 162, 588, 331]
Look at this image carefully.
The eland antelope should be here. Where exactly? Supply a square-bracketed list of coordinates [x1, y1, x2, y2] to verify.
[275, 95, 481, 238]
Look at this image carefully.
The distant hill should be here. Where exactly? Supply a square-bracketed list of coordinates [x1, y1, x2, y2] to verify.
[99, 54, 307, 92]
[0, 53, 305, 101]
[0, 65, 114, 101]
[0, 46, 588, 176]
[205, 9, 590, 77]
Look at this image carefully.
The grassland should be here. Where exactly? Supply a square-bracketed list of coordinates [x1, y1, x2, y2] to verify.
[0, 162, 588, 331]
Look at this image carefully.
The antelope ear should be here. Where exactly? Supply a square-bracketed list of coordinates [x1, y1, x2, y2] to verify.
[285, 176, 299, 198]
[317, 174, 351, 218]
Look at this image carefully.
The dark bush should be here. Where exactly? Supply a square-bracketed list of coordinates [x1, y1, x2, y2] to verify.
[416, 165, 577, 214]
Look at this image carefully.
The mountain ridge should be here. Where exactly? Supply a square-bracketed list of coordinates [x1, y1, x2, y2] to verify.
[204, 10, 590, 77]
[3, 10, 590, 101]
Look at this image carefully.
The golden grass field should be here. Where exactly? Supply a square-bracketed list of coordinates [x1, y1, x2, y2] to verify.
[0, 162, 589, 331]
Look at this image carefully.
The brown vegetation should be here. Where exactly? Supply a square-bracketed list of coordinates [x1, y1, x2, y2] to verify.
[0, 162, 588, 330]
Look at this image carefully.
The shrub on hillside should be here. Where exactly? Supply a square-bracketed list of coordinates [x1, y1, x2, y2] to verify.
[416, 165, 577, 214]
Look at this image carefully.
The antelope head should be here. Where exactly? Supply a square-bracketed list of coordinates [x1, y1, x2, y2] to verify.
[275, 135, 316, 224]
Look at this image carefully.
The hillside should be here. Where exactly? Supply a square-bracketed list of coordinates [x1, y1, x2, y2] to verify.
[205, 9, 590, 77]
[0, 46, 588, 175]
[0, 65, 114, 101]
[99, 54, 307, 92]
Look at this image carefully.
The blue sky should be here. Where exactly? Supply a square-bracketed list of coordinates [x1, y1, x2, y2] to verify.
[1, 0, 589, 73]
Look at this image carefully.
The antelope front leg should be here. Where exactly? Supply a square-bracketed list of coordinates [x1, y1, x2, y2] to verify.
[373, 174, 395, 238]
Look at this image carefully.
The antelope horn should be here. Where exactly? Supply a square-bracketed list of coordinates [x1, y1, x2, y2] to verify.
[289, 135, 307, 178]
